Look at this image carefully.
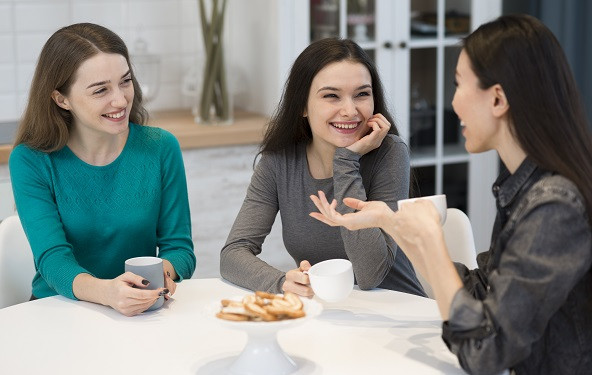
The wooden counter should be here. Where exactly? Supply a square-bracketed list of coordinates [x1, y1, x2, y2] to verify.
[0, 144, 10, 165]
[0, 109, 268, 164]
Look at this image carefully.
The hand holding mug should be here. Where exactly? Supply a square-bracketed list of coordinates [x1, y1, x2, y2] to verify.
[101, 272, 168, 317]
[392, 195, 447, 251]
[124, 256, 167, 311]
[397, 194, 447, 225]
[282, 260, 314, 297]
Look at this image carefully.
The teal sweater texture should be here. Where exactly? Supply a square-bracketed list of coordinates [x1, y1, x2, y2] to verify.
[9, 123, 196, 299]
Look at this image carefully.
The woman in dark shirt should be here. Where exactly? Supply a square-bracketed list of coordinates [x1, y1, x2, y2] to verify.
[310, 14, 592, 375]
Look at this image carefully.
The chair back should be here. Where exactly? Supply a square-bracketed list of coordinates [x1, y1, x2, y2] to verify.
[442, 208, 478, 269]
[0, 178, 16, 220]
[0, 215, 35, 308]
[417, 208, 478, 298]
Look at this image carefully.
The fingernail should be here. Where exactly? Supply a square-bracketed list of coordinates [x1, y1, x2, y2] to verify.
[141, 279, 149, 285]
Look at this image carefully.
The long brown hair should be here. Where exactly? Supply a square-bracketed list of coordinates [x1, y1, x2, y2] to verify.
[463, 14, 592, 221]
[260, 38, 398, 154]
[15, 23, 149, 152]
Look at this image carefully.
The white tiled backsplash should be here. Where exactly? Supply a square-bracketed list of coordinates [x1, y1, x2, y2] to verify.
[0, 0, 207, 123]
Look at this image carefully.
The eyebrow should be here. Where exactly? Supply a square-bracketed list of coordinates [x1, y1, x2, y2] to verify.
[86, 70, 132, 89]
[317, 84, 372, 93]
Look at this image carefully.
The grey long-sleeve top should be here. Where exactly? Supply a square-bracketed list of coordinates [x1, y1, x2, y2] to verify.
[220, 135, 425, 296]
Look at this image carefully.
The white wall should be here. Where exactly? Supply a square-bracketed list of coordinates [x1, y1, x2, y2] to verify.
[227, 0, 280, 116]
[227, 0, 310, 116]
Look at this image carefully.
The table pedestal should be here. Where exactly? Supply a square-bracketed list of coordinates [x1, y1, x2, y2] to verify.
[229, 329, 297, 375]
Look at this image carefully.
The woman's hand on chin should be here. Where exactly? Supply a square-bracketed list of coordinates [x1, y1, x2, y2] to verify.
[346, 113, 391, 156]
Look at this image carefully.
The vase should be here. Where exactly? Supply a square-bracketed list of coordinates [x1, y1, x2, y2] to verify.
[195, 0, 232, 125]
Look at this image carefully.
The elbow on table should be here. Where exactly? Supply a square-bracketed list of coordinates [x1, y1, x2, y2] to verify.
[356, 277, 382, 291]
[354, 265, 390, 291]
[219, 246, 246, 285]
[218, 254, 233, 281]
[219, 263, 243, 289]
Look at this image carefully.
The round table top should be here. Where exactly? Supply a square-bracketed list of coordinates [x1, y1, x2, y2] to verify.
[0, 278, 463, 374]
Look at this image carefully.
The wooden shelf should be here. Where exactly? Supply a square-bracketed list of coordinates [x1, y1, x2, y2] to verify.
[0, 109, 268, 164]
[149, 109, 268, 149]
[0, 144, 10, 165]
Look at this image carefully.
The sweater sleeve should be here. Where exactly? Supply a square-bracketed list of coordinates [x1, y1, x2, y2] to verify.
[219, 153, 286, 293]
[332, 135, 410, 289]
[9, 145, 91, 299]
[155, 132, 195, 281]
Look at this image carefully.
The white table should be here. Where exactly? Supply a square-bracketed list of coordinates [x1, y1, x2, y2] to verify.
[0, 278, 464, 374]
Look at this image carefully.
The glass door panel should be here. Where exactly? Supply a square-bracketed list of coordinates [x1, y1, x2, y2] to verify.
[311, 0, 340, 41]
[410, 0, 438, 39]
[411, 166, 436, 198]
[409, 48, 437, 158]
[443, 45, 466, 156]
[443, 162, 468, 212]
[347, 0, 376, 42]
[445, 0, 471, 37]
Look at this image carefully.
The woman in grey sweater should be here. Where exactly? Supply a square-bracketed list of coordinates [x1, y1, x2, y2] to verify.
[220, 38, 425, 297]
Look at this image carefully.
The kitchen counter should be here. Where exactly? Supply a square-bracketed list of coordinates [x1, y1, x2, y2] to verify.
[0, 109, 268, 164]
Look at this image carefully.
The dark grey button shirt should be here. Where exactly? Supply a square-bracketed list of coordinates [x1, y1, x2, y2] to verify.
[443, 159, 592, 375]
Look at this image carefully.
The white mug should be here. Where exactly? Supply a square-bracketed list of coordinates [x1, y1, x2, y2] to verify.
[397, 194, 447, 224]
[124, 256, 165, 311]
[307, 259, 354, 302]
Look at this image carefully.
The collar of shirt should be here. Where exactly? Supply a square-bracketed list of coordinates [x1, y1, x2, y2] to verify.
[492, 158, 539, 208]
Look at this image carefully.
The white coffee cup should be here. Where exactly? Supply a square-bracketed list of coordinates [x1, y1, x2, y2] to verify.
[397, 194, 448, 224]
[124, 256, 165, 311]
[307, 259, 354, 302]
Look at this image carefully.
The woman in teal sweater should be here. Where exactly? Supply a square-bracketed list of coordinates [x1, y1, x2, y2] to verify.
[9, 23, 196, 316]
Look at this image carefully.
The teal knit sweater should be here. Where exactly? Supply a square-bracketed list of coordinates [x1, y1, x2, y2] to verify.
[9, 123, 196, 299]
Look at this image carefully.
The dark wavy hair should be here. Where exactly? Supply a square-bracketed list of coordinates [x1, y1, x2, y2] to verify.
[463, 14, 592, 221]
[15, 23, 149, 152]
[260, 38, 399, 154]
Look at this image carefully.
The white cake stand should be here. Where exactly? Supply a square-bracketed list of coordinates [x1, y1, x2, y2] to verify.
[205, 296, 322, 375]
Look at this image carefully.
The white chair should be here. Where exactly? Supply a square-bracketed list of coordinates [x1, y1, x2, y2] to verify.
[0, 178, 16, 220]
[417, 208, 478, 298]
[0, 215, 36, 308]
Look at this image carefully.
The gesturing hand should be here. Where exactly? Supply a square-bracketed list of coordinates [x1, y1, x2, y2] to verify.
[346, 113, 391, 155]
[282, 260, 314, 297]
[309, 190, 390, 231]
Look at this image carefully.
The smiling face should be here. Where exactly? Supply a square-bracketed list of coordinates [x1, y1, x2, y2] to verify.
[452, 50, 498, 154]
[305, 60, 374, 153]
[53, 52, 134, 139]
